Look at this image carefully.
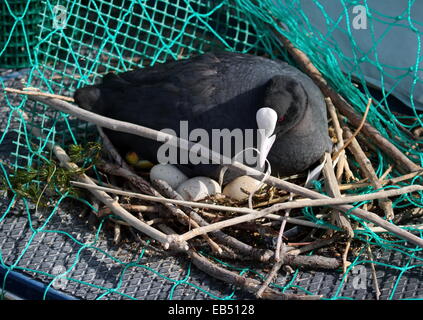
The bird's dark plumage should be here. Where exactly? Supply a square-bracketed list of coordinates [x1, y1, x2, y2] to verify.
[74, 52, 332, 178]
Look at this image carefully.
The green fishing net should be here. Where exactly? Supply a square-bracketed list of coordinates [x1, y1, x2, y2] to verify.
[0, 0, 422, 300]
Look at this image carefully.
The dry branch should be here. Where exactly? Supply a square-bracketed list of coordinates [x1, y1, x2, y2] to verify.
[262, 213, 332, 230]
[287, 236, 338, 256]
[188, 251, 322, 300]
[331, 98, 372, 162]
[344, 127, 395, 220]
[339, 169, 423, 191]
[366, 243, 381, 300]
[322, 152, 354, 237]
[4, 87, 75, 102]
[325, 97, 352, 182]
[284, 254, 342, 270]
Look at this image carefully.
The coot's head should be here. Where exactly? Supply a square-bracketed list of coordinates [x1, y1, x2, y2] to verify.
[255, 75, 309, 169]
[73, 85, 105, 114]
[262, 75, 308, 137]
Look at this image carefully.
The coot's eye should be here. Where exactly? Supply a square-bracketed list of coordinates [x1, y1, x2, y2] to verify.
[278, 115, 285, 123]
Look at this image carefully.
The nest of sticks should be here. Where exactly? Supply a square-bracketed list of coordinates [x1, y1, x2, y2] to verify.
[4, 29, 423, 300]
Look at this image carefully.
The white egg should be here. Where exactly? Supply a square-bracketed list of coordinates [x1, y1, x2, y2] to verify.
[176, 177, 221, 201]
[223, 175, 263, 201]
[150, 164, 188, 189]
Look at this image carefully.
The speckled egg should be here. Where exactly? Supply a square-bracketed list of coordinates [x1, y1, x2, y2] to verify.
[149, 164, 188, 189]
[223, 175, 263, 201]
[176, 176, 221, 201]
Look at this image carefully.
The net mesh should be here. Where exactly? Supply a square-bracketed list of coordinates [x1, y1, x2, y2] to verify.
[0, 0, 422, 300]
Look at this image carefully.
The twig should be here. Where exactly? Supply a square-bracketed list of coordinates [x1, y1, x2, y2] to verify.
[275, 193, 293, 262]
[200, 210, 316, 229]
[24, 95, 423, 248]
[108, 217, 130, 226]
[286, 242, 312, 246]
[70, 180, 423, 247]
[97, 126, 132, 171]
[253, 195, 290, 208]
[338, 181, 371, 191]
[121, 204, 158, 213]
[385, 170, 423, 185]
[331, 98, 372, 162]
[188, 251, 321, 300]
[59, 157, 185, 250]
[129, 228, 168, 255]
[325, 97, 350, 182]
[358, 224, 423, 233]
[257, 237, 341, 296]
[4, 87, 75, 102]
[366, 243, 381, 300]
[257, 193, 293, 298]
[287, 236, 337, 256]
[145, 217, 166, 226]
[339, 169, 423, 191]
[341, 239, 352, 274]
[344, 127, 395, 220]
[284, 254, 342, 270]
[343, 159, 357, 183]
[270, 24, 421, 174]
[322, 153, 354, 237]
[379, 165, 394, 182]
[262, 214, 332, 230]
[157, 224, 178, 237]
[256, 253, 285, 298]
[99, 204, 158, 216]
[80, 175, 258, 214]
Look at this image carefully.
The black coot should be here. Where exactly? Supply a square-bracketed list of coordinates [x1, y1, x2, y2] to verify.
[74, 51, 332, 178]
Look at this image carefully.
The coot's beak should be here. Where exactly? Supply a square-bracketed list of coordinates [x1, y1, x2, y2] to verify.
[256, 107, 277, 169]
